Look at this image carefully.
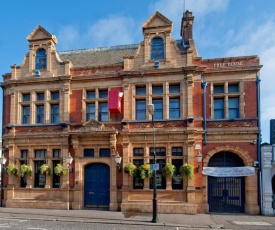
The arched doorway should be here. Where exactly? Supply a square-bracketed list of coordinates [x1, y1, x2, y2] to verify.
[208, 151, 245, 213]
[84, 163, 110, 208]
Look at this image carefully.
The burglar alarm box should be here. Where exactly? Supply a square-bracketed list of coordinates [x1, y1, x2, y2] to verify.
[108, 90, 122, 113]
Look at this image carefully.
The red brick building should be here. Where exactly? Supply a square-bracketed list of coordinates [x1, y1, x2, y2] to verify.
[0, 11, 262, 214]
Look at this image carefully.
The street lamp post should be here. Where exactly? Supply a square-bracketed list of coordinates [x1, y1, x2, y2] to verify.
[147, 104, 158, 223]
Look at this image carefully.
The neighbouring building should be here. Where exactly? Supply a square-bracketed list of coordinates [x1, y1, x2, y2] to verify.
[270, 119, 275, 145]
[0, 10, 262, 214]
[261, 143, 275, 215]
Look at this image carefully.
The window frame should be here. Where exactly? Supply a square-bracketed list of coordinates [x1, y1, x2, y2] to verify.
[150, 37, 165, 60]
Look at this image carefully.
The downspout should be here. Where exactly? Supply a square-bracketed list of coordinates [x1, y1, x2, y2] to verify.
[202, 77, 208, 145]
[256, 73, 262, 214]
[0, 85, 5, 207]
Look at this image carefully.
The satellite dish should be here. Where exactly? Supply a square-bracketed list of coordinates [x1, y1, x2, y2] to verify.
[35, 70, 41, 76]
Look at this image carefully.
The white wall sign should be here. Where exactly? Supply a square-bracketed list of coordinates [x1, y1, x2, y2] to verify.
[202, 167, 255, 177]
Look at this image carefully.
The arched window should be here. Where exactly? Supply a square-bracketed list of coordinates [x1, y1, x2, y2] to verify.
[36, 48, 46, 70]
[150, 37, 164, 60]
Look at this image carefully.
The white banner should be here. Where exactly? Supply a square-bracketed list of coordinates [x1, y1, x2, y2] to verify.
[202, 166, 255, 177]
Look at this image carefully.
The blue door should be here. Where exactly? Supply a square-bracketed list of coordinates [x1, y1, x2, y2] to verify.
[84, 163, 110, 207]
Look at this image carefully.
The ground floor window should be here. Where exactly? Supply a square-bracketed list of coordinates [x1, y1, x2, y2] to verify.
[34, 160, 46, 188]
[133, 159, 144, 189]
[52, 160, 61, 188]
[150, 159, 166, 189]
[20, 160, 28, 188]
[172, 159, 183, 189]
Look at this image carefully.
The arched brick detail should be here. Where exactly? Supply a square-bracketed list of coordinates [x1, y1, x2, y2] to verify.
[204, 145, 253, 167]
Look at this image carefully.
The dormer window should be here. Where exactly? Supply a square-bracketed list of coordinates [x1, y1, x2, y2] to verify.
[151, 37, 164, 60]
[35, 48, 46, 70]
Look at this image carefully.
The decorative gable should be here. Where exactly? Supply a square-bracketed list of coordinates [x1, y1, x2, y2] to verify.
[27, 25, 57, 44]
[142, 11, 172, 34]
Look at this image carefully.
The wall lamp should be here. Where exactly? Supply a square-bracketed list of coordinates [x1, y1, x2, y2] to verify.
[0, 155, 7, 170]
[115, 152, 122, 173]
[65, 153, 73, 172]
[196, 152, 203, 173]
[0, 146, 7, 170]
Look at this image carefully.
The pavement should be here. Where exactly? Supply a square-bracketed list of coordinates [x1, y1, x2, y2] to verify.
[0, 207, 274, 229]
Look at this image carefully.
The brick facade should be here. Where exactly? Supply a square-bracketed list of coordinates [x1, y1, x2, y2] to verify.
[0, 11, 261, 214]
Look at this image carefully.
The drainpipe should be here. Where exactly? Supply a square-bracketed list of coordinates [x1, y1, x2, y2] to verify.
[201, 76, 208, 145]
[0, 85, 5, 207]
[256, 73, 262, 214]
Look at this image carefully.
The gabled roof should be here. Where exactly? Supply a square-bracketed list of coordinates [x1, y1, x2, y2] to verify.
[58, 44, 139, 67]
[142, 11, 172, 30]
[27, 25, 57, 44]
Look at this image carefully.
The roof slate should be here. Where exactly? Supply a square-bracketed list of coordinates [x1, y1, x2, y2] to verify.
[58, 40, 184, 68]
[58, 44, 139, 68]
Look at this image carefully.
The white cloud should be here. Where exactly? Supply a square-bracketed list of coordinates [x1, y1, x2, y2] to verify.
[86, 15, 137, 47]
[224, 15, 275, 142]
[148, 0, 229, 39]
[57, 15, 139, 50]
[57, 25, 80, 50]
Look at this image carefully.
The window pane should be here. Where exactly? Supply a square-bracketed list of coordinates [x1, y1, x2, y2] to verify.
[84, 149, 94, 157]
[172, 147, 183, 156]
[228, 84, 239, 93]
[149, 159, 166, 189]
[172, 159, 183, 190]
[229, 97, 239, 119]
[86, 103, 95, 121]
[51, 104, 59, 123]
[53, 149, 61, 158]
[98, 102, 108, 121]
[133, 159, 144, 189]
[34, 160, 46, 188]
[37, 93, 44, 101]
[22, 93, 30, 102]
[151, 37, 164, 60]
[150, 147, 166, 156]
[214, 98, 224, 119]
[36, 105, 44, 124]
[52, 160, 61, 188]
[169, 84, 180, 93]
[35, 150, 46, 158]
[136, 86, 146, 95]
[22, 106, 30, 124]
[152, 85, 163, 94]
[21, 150, 28, 158]
[214, 85, 224, 94]
[99, 149, 110, 157]
[35, 49, 46, 70]
[169, 98, 180, 119]
[99, 90, 108, 98]
[133, 148, 144, 156]
[136, 100, 146, 120]
[51, 92, 59, 100]
[86, 90, 95, 99]
[152, 99, 163, 119]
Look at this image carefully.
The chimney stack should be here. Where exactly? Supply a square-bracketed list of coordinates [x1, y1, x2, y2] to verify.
[180, 10, 194, 46]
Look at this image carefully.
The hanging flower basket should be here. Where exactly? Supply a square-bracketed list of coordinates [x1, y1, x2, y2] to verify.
[20, 164, 32, 177]
[124, 162, 137, 176]
[138, 163, 153, 179]
[54, 163, 68, 176]
[162, 162, 176, 177]
[39, 164, 51, 176]
[6, 164, 18, 177]
[180, 163, 194, 180]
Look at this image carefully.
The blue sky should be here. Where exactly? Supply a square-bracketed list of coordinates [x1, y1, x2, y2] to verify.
[0, 0, 274, 143]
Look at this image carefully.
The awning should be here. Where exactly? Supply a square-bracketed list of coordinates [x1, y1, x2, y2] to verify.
[202, 166, 255, 177]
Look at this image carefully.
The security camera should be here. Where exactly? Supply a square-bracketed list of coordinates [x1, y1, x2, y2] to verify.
[251, 140, 257, 145]
[187, 117, 194, 123]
